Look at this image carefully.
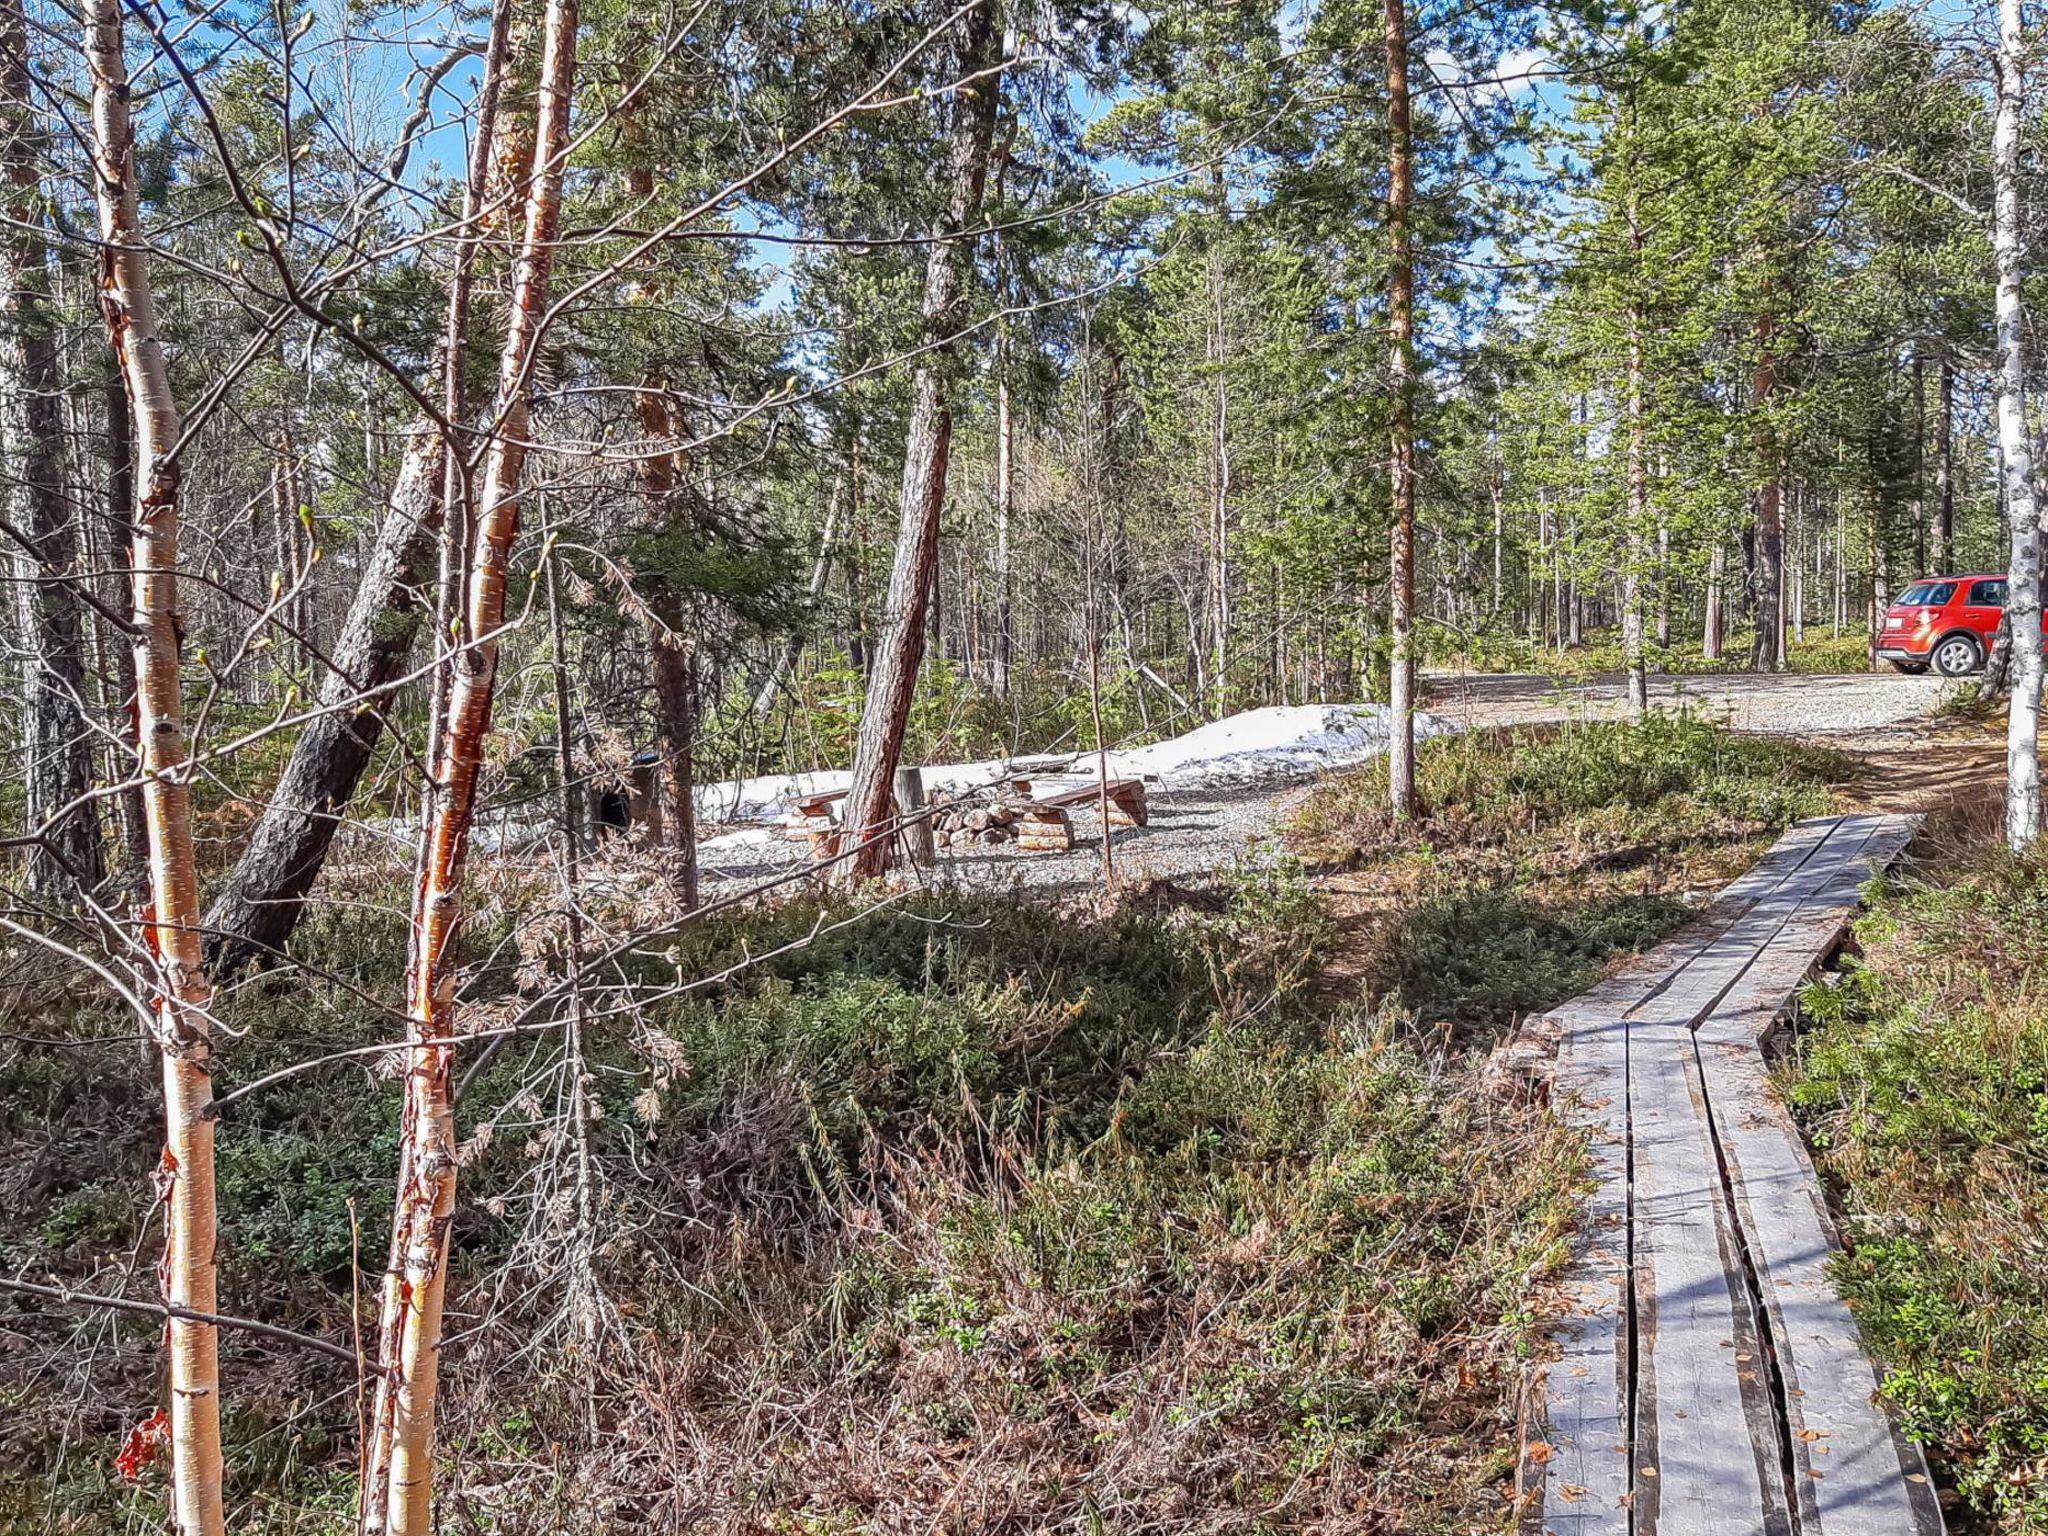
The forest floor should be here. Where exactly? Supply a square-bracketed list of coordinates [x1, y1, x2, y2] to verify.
[698, 671, 1963, 900]
[8, 695, 2020, 1534]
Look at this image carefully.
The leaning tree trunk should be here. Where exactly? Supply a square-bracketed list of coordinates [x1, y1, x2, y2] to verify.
[1984, 613, 2015, 699]
[205, 3, 513, 976]
[1993, 0, 2043, 852]
[84, 2, 223, 1531]
[366, 0, 577, 1529]
[837, 8, 1001, 882]
[204, 448, 439, 971]
[1384, 0, 1418, 817]
[4, 0, 103, 901]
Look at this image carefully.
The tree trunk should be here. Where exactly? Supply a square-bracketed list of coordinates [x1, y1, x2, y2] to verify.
[1384, 0, 1417, 818]
[894, 765, 934, 867]
[206, 2, 512, 974]
[368, 0, 577, 1527]
[1911, 351, 1927, 575]
[1985, 612, 2015, 698]
[84, 2, 224, 1529]
[1703, 539, 1724, 661]
[1834, 488, 1847, 635]
[205, 448, 441, 971]
[1655, 474, 1671, 654]
[1488, 451, 1505, 616]
[993, 364, 1014, 699]
[1935, 350, 1954, 572]
[1622, 178, 1648, 720]
[648, 612, 699, 906]
[4, 0, 103, 900]
[97, 373, 150, 893]
[1751, 316, 1785, 672]
[622, 71, 700, 904]
[1993, 0, 2043, 851]
[837, 8, 1000, 882]
[1207, 216, 1231, 718]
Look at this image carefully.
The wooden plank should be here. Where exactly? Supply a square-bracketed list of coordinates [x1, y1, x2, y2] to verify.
[1525, 816, 1846, 1532]
[1627, 1023, 1792, 1536]
[1547, 817, 1844, 1038]
[1689, 812, 1941, 1536]
[1527, 1011, 1633, 1536]
[1604, 819, 1887, 1535]
[1036, 778, 1145, 811]
[1693, 1037, 1944, 1536]
[1624, 816, 1887, 1043]
[1529, 815, 1931, 1536]
[1694, 815, 1919, 1047]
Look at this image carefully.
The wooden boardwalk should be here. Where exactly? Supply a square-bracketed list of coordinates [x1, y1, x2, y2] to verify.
[1523, 814, 1945, 1536]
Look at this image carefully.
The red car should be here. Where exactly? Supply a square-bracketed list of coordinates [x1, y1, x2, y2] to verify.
[1878, 573, 2038, 675]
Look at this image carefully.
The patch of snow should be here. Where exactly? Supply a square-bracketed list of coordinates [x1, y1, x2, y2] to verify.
[696, 758, 1035, 825]
[699, 823, 781, 853]
[694, 704, 1450, 823]
[1108, 704, 1454, 790]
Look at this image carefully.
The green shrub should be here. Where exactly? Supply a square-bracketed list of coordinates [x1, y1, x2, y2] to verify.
[1393, 888, 1691, 1021]
[1788, 853, 2048, 1532]
[1294, 713, 1850, 868]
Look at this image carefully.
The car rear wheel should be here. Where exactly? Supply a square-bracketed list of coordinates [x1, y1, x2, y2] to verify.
[1891, 659, 1930, 675]
[1933, 633, 1983, 677]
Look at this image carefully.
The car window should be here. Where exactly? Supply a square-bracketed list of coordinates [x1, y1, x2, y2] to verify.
[1898, 582, 1957, 606]
[1969, 579, 2009, 607]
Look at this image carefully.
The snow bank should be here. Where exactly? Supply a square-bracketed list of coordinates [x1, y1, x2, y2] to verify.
[695, 758, 1026, 824]
[1108, 703, 1453, 790]
[697, 703, 1450, 822]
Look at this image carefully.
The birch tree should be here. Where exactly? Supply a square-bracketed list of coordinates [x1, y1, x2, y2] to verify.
[83, 0, 225, 1528]
[363, 0, 579, 1525]
[1383, 0, 1417, 817]
[1992, 0, 2041, 850]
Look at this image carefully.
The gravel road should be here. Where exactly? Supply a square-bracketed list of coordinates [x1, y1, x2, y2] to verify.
[1418, 669, 1955, 736]
[698, 672, 1958, 898]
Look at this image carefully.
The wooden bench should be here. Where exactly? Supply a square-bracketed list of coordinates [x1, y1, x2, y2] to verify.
[784, 787, 849, 844]
[1006, 779, 1149, 854]
[1031, 778, 1148, 827]
[1523, 813, 1941, 1536]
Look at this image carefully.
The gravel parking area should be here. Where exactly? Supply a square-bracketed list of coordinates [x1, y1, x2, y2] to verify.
[1418, 669, 1955, 735]
[698, 673, 1957, 899]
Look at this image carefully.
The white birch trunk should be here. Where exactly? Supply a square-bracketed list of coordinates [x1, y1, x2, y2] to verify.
[1994, 0, 2043, 850]
[83, 3, 224, 1530]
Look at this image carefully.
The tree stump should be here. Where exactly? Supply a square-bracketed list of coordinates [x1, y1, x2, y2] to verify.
[894, 766, 935, 867]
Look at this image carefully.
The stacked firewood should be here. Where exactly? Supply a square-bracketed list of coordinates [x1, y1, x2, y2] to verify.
[927, 791, 1070, 853]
